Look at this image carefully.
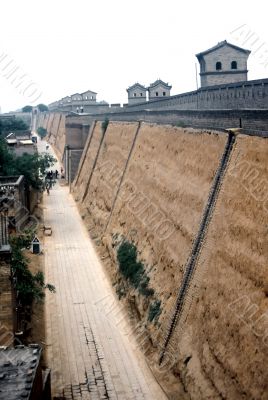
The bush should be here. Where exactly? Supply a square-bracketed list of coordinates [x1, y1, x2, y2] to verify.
[148, 300, 161, 322]
[116, 285, 126, 300]
[117, 241, 143, 286]
[117, 240, 154, 296]
[22, 105, 33, 112]
[175, 120, 186, 128]
[138, 276, 154, 297]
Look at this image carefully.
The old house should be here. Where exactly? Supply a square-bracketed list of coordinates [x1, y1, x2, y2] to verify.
[6, 132, 36, 157]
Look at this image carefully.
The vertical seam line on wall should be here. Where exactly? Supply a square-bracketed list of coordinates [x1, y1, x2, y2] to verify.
[46, 113, 51, 139]
[48, 113, 55, 140]
[73, 120, 97, 187]
[103, 121, 142, 234]
[82, 124, 107, 203]
[159, 132, 236, 365]
[55, 113, 62, 149]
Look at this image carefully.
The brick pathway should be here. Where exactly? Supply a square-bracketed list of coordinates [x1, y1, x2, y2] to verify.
[40, 141, 167, 399]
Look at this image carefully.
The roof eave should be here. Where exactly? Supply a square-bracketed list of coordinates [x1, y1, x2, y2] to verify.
[196, 41, 251, 58]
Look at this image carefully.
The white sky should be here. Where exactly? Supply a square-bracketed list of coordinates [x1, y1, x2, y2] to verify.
[0, 0, 268, 113]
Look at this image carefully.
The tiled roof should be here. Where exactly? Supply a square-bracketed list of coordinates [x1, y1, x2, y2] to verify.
[196, 40, 251, 59]
[0, 345, 42, 400]
[127, 83, 147, 92]
[81, 89, 97, 95]
[147, 79, 172, 89]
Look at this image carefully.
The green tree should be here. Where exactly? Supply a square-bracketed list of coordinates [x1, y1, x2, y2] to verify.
[0, 117, 28, 135]
[0, 139, 55, 190]
[37, 127, 47, 139]
[22, 105, 33, 112]
[37, 104, 48, 112]
[10, 235, 55, 306]
[0, 138, 16, 175]
[15, 152, 56, 190]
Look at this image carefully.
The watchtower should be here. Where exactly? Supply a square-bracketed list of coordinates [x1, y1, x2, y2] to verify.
[127, 83, 147, 105]
[147, 79, 172, 100]
[196, 40, 251, 87]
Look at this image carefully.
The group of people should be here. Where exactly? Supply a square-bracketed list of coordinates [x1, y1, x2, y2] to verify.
[45, 168, 63, 194]
[46, 170, 59, 180]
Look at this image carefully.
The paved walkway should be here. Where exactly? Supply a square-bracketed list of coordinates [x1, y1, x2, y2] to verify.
[39, 140, 167, 399]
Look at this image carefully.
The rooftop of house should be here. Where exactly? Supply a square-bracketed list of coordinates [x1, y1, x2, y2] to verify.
[196, 40, 251, 60]
[81, 89, 97, 95]
[0, 176, 24, 186]
[148, 79, 172, 90]
[0, 345, 42, 400]
[6, 131, 31, 140]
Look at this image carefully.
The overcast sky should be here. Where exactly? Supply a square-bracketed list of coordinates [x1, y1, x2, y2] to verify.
[0, 0, 268, 112]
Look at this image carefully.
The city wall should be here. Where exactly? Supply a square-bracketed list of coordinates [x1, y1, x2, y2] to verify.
[49, 78, 268, 113]
[36, 110, 268, 398]
[70, 121, 268, 399]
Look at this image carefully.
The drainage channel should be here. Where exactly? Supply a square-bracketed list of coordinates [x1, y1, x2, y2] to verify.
[159, 132, 236, 365]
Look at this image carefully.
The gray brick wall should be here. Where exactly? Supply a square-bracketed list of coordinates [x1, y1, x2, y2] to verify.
[200, 45, 249, 87]
[123, 79, 268, 111]
[127, 86, 147, 104]
[64, 109, 268, 138]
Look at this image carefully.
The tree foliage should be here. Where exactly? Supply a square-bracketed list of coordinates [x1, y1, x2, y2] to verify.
[0, 138, 16, 175]
[0, 117, 28, 135]
[0, 138, 55, 190]
[10, 234, 55, 306]
[22, 105, 33, 112]
[37, 127, 47, 138]
[37, 104, 48, 112]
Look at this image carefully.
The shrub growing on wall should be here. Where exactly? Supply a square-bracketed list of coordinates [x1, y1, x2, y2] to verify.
[101, 118, 109, 134]
[117, 240, 154, 295]
[117, 241, 143, 287]
[148, 300, 161, 322]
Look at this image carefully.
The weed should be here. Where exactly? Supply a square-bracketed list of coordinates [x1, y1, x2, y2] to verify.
[148, 300, 161, 322]
[101, 118, 109, 134]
